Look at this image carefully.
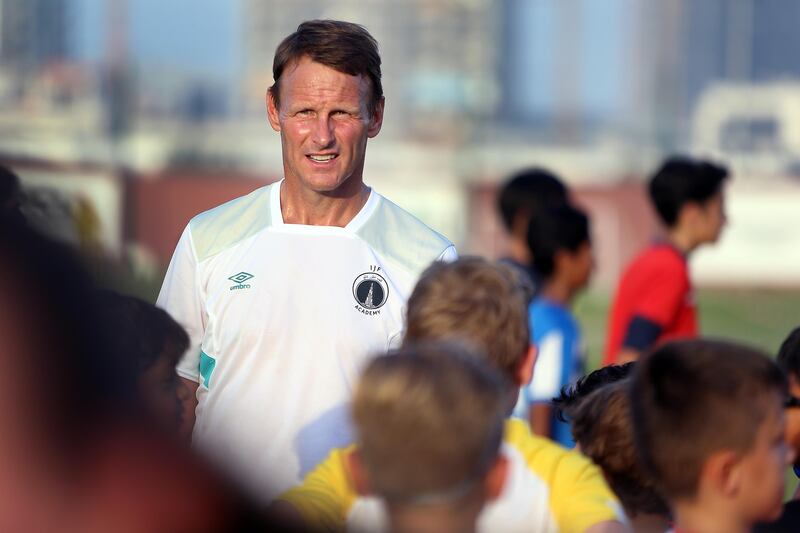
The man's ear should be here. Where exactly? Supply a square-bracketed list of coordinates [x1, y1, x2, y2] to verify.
[703, 449, 741, 499]
[367, 97, 385, 138]
[347, 448, 372, 496]
[483, 455, 509, 502]
[266, 88, 281, 132]
[515, 345, 537, 387]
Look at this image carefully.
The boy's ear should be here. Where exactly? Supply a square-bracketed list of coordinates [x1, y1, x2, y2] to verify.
[704, 449, 742, 499]
[483, 455, 509, 502]
[515, 345, 537, 386]
[678, 201, 703, 230]
[347, 448, 373, 496]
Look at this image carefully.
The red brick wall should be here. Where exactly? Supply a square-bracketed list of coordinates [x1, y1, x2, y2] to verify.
[126, 172, 277, 266]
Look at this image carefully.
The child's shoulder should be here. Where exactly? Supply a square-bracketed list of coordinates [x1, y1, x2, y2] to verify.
[504, 418, 592, 477]
[530, 298, 578, 332]
[624, 243, 688, 279]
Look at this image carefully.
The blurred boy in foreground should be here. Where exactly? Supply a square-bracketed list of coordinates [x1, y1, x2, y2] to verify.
[630, 339, 792, 533]
[95, 290, 191, 437]
[350, 343, 508, 533]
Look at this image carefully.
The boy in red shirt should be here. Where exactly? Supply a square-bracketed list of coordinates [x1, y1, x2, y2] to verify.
[604, 158, 728, 365]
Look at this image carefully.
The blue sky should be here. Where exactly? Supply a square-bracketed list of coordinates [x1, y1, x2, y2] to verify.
[72, 0, 241, 79]
[70, 0, 626, 118]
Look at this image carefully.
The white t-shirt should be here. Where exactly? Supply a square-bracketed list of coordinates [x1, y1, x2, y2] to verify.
[157, 180, 456, 501]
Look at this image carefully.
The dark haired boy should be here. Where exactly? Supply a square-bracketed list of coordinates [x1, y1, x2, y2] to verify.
[751, 326, 800, 532]
[496, 168, 569, 293]
[776, 327, 800, 470]
[512, 204, 593, 446]
[559, 367, 671, 533]
[96, 290, 190, 435]
[552, 362, 634, 424]
[631, 339, 793, 533]
[604, 157, 728, 365]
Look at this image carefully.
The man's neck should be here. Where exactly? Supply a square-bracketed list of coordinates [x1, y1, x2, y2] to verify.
[280, 178, 370, 227]
[674, 500, 750, 533]
[388, 503, 480, 533]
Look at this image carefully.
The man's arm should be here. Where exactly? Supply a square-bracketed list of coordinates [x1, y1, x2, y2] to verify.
[178, 377, 199, 439]
[156, 225, 206, 435]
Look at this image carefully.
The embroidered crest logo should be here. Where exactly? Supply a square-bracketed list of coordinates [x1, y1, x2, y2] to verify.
[353, 271, 389, 315]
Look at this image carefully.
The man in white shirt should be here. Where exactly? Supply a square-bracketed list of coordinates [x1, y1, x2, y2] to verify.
[157, 20, 456, 502]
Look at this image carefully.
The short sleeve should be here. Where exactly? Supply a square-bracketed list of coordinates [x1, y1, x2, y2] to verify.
[436, 245, 458, 263]
[526, 331, 564, 402]
[631, 260, 689, 328]
[156, 225, 205, 382]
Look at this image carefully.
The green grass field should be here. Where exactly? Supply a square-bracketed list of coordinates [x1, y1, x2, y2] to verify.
[574, 287, 800, 370]
[574, 286, 800, 498]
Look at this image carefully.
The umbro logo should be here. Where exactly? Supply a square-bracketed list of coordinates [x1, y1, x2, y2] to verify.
[228, 272, 254, 291]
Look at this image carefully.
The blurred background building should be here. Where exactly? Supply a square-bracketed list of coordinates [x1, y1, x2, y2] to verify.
[1, 0, 799, 357]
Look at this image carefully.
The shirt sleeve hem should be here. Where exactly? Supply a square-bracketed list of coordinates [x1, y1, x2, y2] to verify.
[176, 368, 200, 382]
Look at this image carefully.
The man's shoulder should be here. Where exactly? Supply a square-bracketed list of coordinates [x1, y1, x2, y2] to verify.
[188, 183, 275, 263]
[355, 192, 455, 276]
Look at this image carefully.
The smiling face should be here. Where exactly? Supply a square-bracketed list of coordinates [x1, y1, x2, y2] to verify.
[267, 56, 384, 196]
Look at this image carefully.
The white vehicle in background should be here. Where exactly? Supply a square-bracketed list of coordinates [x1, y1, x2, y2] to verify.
[690, 82, 800, 287]
[692, 82, 800, 178]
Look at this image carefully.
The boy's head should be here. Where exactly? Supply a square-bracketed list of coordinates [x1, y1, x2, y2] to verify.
[571, 379, 670, 519]
[95, 290, 189, 431]
[351, 342, 508, 514]
[497, 168, 568, 241]
[404, 257, 534, 391]
[527, 204, 592, 288]
[630, 339, 792, 524]
[777, 327, 800, 460]
[553, 362, 635, 424]
[648, 157, 728, 243]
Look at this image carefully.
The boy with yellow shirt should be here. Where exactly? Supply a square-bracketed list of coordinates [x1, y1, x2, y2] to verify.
[351, 342, 509, 533]
[277, 257, 627, 532]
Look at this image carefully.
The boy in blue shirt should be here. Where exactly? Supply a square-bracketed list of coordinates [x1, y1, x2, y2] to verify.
[513, 204, 593, 447]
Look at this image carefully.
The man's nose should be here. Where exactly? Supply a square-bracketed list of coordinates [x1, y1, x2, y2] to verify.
[311, 115, 334, 147]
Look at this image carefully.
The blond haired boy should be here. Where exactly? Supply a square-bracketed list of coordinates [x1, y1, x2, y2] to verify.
[351, 342, 508, 533]
[278, 257, 627, 532]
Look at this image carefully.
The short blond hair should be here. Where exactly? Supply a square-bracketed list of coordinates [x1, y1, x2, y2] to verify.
[352, 342, 507, 503]
[404, 257, 531, 382]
